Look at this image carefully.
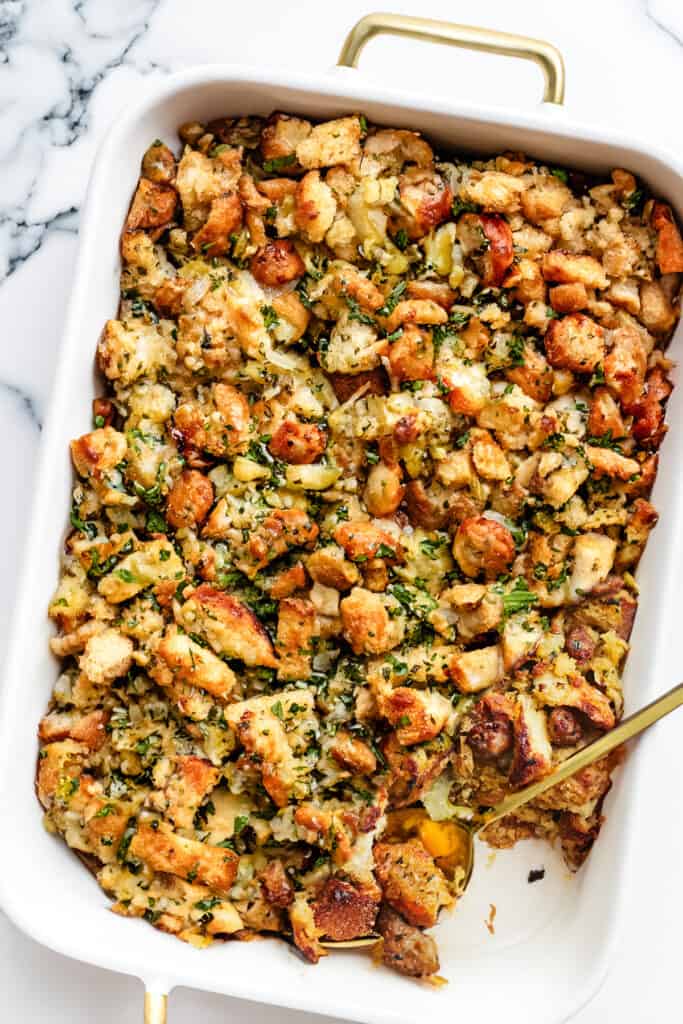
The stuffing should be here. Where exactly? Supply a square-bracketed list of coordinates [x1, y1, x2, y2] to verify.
[191, 192, 243, 257]
[296, 116, 361, 169]
[275, 597, 317, 681]
[78, 628, 134, 685]
[161, 756, 219, 829]
[130, 823, 239, 893]
[250, 239, 305, 286]
[509, 694, 553, 787]
[97, 540, 185, 603]
[312, 878, 378, 941]
[174, 383, 251, 458]
[460, 171, 526, 214]
[378, 686, 452, 745]
[544, 313, 605, 373]
[450, 644, 504, 693]
[320, 313, 386, 374]
[125, 177, 177, 235]
[340, 587, 405, 655]
[166, 469, 214, 530]
[374, 839, 451, 927]
[652, 202, 683, 273]
[41, 108, 678, 974]
[178, 584, 278, 668]
[295, 170, 337, 242]
[541, 251, 608, 289]
[151, 625, 236, 701]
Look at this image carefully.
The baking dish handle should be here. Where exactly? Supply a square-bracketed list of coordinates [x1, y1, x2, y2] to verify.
[144, 989, 168, 1024]
[338, 12, 565, 105]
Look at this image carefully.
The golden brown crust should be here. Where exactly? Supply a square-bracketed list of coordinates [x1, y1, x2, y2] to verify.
[40, 109, 680, 973]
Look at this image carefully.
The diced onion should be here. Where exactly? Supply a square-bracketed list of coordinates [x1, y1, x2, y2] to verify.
[285, 465, 341, 490]
[233, 457, 270, 482]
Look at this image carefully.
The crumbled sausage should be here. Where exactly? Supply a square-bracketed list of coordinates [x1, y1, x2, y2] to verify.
[268, 419, 327, 464]
[376, 904, 439, 978]
[250, 239, 305, 286]
[547, 707, 583, 746]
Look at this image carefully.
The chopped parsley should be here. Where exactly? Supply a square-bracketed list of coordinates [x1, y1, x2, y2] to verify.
[502, 578, 539, 617]
[377, 281, 407, 318]
[262, 153, 296, 173]
[451, 198, 479, 218]
[260, 304, 280, 330]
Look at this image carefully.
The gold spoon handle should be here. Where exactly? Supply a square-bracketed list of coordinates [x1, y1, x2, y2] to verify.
[480, 681, 683, 830]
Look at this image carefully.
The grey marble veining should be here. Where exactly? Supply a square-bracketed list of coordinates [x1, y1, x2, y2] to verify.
[0, 0, 168, 281]
[647, 0, 683, 46]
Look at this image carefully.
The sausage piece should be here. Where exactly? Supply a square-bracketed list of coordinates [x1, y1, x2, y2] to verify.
[376, 904, 440, 978]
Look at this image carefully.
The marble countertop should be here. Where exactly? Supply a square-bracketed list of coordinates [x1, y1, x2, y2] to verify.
[1, 0, 681, 1020]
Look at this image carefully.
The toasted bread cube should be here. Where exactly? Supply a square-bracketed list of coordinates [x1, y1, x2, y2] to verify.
[542, 251, 608, 289]
[166, 469, 214, 530]
[70, 427, 127, 485]
[130, 823, 238, 893]
[79, 629, 134, 685]
[224, 691, 316, 807]
[340, 587, 405, 655]
[509, 694, 553, 787]
[639, 280, 677, 335]
[174, 383, 251, 458]
[178, 585, 278, 668]
[374, 838, 451, 927]
[36, 739, 87, 807]
[380, 687, 451, 746]
[163, 756, 219, 829]
[450, 644, 504, 693]
[307, 545, 360, 591]
[191, 192, 243, 257]
[296, 117, 361, 169]
[502, 614, 544, 671]
[152, 625, 236, 700]
[329, 730, 377, 775]
[261, 112, 312, 169]
[567, 532, 616, 603]
[604, 325, 647, 410]
[313, 878, 378, 941]
[544, 313, 604, 374]
[125, 177, 176, 234]
[460, 171, 526, 214]
[39, 709, 110, 751]
[520, 176, 571, 222]
[276, 597, 317, 681]
[585, 446, 639, 481]
[549, 282, 588, 313]
[652, 201, 683, 274]
[98, 319, 175, 386]
[295, 170, 336, 242]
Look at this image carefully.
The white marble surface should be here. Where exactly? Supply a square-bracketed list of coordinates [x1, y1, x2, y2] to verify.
[1, 0, 681, 1020]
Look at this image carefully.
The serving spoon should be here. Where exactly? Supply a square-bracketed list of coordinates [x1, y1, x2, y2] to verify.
[323, 681, 683, 950]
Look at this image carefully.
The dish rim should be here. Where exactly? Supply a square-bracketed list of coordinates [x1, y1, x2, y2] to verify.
[0, 60, 681, 1024]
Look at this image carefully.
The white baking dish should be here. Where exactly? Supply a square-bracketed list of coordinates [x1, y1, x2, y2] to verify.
[2, 14, 683, 1024]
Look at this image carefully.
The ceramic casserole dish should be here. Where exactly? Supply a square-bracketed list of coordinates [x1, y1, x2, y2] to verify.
[1, 13, 683, 1024]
